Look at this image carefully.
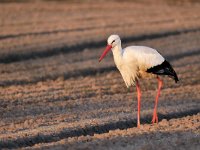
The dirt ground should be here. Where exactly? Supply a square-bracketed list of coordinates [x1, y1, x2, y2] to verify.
[0, 0, 200, 149]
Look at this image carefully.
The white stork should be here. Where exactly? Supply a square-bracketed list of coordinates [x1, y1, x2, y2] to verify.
[99, 34, 178, 128]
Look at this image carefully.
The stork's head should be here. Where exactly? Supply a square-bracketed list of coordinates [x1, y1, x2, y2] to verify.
[99, 34, 121, 62]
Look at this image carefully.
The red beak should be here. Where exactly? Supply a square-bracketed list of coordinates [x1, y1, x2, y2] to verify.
[99, 45, 112, 62]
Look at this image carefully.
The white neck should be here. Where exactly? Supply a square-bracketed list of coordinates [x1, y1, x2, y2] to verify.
[112, 43, 123, 68]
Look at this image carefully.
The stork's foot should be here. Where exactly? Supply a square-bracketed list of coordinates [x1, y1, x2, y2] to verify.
[152, 110, 158, 124]
[137, 121, 140, 128]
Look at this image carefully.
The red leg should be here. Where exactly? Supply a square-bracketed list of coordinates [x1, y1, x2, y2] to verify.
[152, 76, 163, 124]
[136, 80, 141, 128]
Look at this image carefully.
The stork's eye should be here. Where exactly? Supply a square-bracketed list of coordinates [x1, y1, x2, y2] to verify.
[111, 40, 115, 44]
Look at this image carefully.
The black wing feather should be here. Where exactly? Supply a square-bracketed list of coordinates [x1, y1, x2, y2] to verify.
[147, 60, 179, 83]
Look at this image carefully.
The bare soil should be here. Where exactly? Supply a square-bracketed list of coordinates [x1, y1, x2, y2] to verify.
[0, 1, 199, 149]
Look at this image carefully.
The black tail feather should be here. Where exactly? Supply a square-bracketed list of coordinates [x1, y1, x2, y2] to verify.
[147, 60, 179, 83]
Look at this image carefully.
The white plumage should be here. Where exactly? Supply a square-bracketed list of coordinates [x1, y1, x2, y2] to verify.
[107, 35, 164, 87]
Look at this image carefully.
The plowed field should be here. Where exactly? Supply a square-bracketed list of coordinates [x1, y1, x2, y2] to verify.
[0, 1, 199, 149]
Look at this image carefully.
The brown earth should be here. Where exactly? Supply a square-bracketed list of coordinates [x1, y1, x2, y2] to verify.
[0, 0, 200, 149]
